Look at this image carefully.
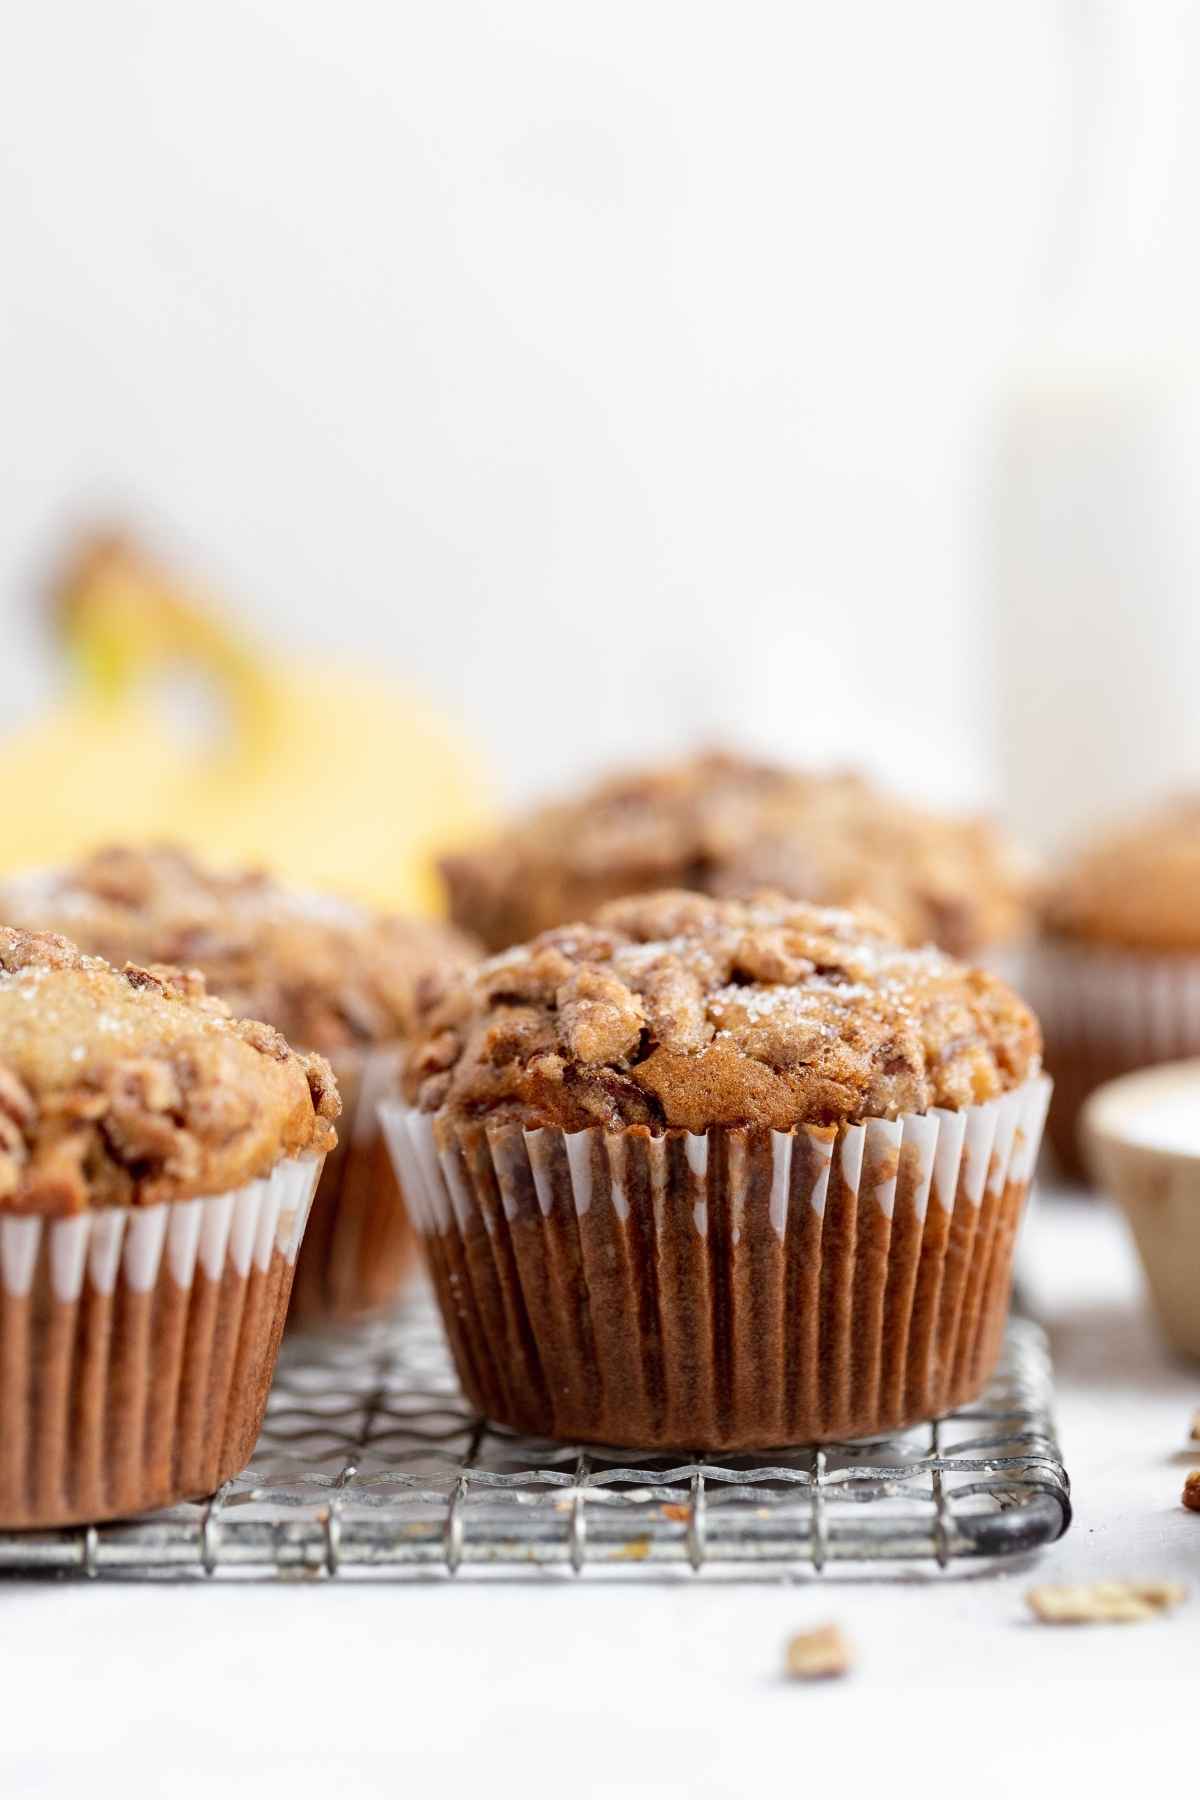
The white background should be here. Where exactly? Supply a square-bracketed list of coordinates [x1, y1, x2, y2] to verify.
[6, 2, 1200, 833]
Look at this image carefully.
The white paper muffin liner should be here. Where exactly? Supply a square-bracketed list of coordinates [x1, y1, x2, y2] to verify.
[1025, 937, 1200, 1175]
[0, 1153, 322, 1528]
[381, 1076, 1050, 1451]
[287, 1044, 417, 1327]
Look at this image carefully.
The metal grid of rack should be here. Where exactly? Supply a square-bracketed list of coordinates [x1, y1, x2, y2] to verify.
[0, 1288, 1070, 1581]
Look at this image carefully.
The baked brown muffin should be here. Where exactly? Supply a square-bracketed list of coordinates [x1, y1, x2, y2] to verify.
[0, 927, 337, 1527]
[1030, 798, 1200, 1177]
[1044, 799, 1200, 951]
[386, 892, 1050, 1451]
[440, 752, 1032, 959]
[0, 846, 478, 1324]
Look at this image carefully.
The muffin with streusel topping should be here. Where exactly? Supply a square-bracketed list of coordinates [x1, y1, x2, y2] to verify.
[0, 927, 338, 1527]
[440, 751, 1032, 959]
[1027, 798, 1200, 1178]
[384, 891, 1049, 1450]
[0, 846, 477, 1324]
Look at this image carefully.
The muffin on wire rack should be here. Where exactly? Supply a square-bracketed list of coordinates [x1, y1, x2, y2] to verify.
[440, 750, 1033, 960]
[0, 927, 338, 1528]
[383, 890, 1049, 1452]
[0, 846, 477, 1325]
[1027, 797, 1200, 1179]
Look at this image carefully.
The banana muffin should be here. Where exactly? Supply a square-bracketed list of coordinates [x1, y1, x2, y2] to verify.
[440, 751, 1032, 959]
[1029, 797, 1200, 1177]
[0, 926, 338, 1526]
[384, 890, 1049, 1450]
[0, 846, 477, 1324]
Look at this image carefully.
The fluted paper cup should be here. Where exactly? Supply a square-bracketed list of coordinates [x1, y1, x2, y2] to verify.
[381, 1078, 1050, 1451]
[287, 1046, 415, 1328]
[1025, 938, 1200, 1179]
[0, 1153, 322, 1528]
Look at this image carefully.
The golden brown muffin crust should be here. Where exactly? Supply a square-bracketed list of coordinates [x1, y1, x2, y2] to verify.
[0, 846, 478, 1052]
[440, 752, 1031, 958]
[407, 890, 1041, 1134]
[1045, 798, 1200, 952]
[0, 927, 339, 1213]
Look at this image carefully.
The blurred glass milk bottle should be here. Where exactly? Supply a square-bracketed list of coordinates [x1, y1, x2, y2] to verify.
[991, 5, 1200, 852]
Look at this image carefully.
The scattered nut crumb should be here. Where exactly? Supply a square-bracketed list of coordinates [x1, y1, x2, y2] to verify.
[1183, 1472, 1200, 1514]
[1026, 1581, 1187, 1624]
[785, 1624, 852, 1680]
[1189, 1411, 1200, 1444]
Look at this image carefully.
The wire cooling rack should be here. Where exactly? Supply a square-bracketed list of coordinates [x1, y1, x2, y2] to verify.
[0, 1288, 1070, 1581]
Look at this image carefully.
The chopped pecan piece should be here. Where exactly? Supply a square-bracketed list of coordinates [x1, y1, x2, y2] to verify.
[557, 967, 645, 1065]
[0, 1063, 36, 1130]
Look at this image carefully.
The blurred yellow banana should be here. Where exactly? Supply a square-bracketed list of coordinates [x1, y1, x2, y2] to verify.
[0, 536, 492, 914]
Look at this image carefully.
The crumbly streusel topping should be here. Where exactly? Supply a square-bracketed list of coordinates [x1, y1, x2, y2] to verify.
[407, 890, 1041, 1133]
[440, 752, 1032, 958]
[0, 927, 339, 1212]
[1045, 798, 1200, 952]
[0, 846, 478, 1053]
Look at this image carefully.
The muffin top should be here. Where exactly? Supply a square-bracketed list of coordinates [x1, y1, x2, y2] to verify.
[1045, 798, 1200, 952]
[440, 751, 1031, 958]
[407, 890, 1041, 1135]
[0, 846, 478, 1055]
[0, 928, 339, 1213]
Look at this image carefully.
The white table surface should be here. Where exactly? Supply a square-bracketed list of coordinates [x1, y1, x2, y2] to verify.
[4, 1188, 1198, 1799]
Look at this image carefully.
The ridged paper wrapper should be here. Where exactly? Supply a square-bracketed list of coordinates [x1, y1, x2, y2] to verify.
[381, 1078, 1050, 1451]
[1025, 938, 1200, 1178]
[0, 1153, 322, 1528]
[287, 1046, 416, 1327]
